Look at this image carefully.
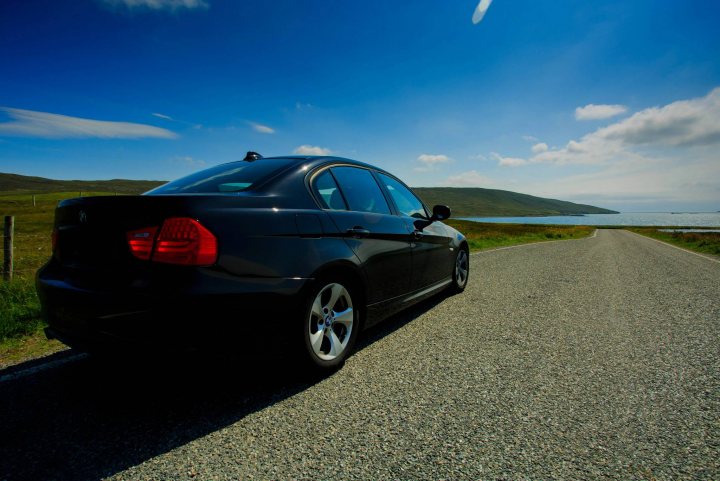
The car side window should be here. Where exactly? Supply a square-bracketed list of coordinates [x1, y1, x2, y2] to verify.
[378, 173, 427, 218]
[312, 169, 347, 210]
[330, 167, 391, 215]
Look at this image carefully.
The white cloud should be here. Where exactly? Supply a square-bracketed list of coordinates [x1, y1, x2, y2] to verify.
[469, 153, 487, 161]
[487, 88, 720, 210]
[250, 122, 275, 134]
[575, 103, 628, 120]
[294, 145, 332, 156]
[492, 152, 527, 167]
[152, 112, 203, 129]
[415, 153, 451, 172]
[0, 107, 178, 139]
[417, 154, 450, 165]
[497, 88, 720, 167]
[472, 0, 493, 24]
[446, 170, 493, 187]
[101, 0, 208, 10]
[522, 135, 539, 142]
[531, 142, 548, 154]
[173, 156, 205, 167]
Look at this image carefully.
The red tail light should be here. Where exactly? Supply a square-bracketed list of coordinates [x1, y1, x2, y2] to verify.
[126, 218, 217, 266]
[154, 218, 218, 266]
[127, 226, 158, 261]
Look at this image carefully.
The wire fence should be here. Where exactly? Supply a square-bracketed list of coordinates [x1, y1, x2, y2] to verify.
[2, 216, 54, 281]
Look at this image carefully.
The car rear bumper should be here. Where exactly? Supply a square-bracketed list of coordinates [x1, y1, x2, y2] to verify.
[36, 261, 311, 353]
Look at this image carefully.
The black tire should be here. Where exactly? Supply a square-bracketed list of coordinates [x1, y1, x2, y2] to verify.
[299, 276, 360, 371]
[449, 247, 469, 293]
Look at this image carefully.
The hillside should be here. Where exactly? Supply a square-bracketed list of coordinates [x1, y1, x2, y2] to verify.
[0, 173, 164, 195]
[413, 187, 618, 217]
[0, 172, 617, 216]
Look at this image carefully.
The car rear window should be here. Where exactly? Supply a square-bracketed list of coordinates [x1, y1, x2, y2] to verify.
[330, 166, 390, 215]
[145, 158, 296, 194]
[312, 169, 347, 210]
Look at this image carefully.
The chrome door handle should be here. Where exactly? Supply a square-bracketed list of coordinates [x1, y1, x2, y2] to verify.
[347, 226, 370, 238]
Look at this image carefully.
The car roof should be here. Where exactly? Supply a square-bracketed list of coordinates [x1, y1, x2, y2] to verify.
[220, 155, 384, 173]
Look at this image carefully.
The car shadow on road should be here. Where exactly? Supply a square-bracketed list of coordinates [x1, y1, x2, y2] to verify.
[0, 294, 447, 481]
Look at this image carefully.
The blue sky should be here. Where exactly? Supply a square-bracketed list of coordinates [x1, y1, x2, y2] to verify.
[1, 0, 719, 211]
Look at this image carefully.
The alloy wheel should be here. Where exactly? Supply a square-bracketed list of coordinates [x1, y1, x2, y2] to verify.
[307, 283, 354, 361]
[455, 249, 469, 288]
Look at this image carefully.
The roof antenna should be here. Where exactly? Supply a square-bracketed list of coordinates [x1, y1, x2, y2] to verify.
[244, 151, 263, 161]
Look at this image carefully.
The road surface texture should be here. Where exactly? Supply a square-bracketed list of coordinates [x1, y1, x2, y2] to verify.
[1, 229, 718, 480]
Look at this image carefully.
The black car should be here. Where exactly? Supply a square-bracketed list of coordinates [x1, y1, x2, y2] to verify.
[37, 153, 469, 370]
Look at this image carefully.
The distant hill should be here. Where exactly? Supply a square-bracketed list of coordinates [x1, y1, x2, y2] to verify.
[0, 172, 164, 195]
[0, 172, 617, 216]
[413, 187, 618, 217]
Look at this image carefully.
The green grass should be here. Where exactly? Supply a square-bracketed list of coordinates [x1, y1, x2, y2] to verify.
[0, 278, 42, 340]
[628, 227, 720, 257]
[446, 219, 596, 251]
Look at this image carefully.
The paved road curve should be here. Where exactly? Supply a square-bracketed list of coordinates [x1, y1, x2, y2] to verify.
[1, 229, 718, 480]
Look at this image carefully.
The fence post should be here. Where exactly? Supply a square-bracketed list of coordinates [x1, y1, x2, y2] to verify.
[32, 194, 36, 207]
[3, 216, 13, 281]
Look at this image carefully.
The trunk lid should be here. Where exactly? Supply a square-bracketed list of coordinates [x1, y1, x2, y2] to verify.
[53, 195, 204, 271]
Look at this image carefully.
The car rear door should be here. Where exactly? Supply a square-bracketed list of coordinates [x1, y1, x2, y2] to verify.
[310, 166, 412, 304]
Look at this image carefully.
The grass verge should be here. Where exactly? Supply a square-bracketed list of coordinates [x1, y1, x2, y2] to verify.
[0, 192, 97, 367]
[445, 219, 595, 251]
[0, 278, 42, 339]
[627, 227, 720, 257]
[0, 278, 68, 369]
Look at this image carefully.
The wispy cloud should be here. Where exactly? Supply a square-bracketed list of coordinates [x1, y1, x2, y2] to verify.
[250, 122, 275, 134]
[294, 145, 332, 156]
[101, 0, 209, 11]
[446, 170, 493, 187]
[575, 103, 628, 121]
[415, 153, 451, 172]
[522, 135, 539, 142]
[152, 112, 174, 120]
[172, 156, 205, 167]
[151, 112, 202, 129]
[472, 0, 493, 24]
[0, 107, 178, 139]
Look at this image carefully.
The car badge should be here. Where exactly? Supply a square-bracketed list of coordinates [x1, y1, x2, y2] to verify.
[79, 210, 87, 224]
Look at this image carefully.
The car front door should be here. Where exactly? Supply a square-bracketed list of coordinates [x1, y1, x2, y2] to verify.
[376, 172, 454, 290]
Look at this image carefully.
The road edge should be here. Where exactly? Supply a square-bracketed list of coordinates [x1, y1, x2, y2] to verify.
[623, 229, 720, 265]
[470, 229, 598, 256]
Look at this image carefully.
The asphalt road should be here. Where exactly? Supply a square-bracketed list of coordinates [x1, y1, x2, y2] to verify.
[1, 229, 718, 480]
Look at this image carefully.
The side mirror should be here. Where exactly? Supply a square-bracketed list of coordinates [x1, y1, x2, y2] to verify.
[431, 204, 451, 221]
